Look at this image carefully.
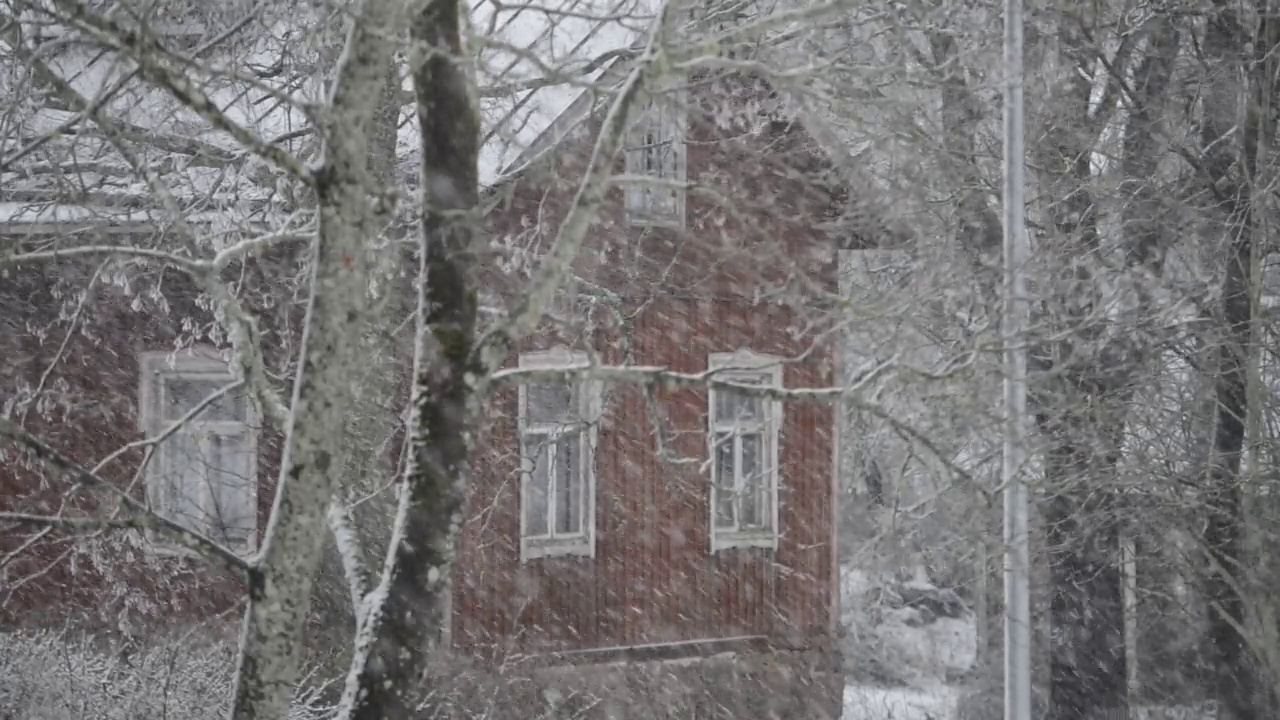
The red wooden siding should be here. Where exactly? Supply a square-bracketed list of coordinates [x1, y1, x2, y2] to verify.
[454, 71, 844, 659]
[453, 297, 836, 658]
[1, 70, 845, 656]
[0, 270, 287, 628]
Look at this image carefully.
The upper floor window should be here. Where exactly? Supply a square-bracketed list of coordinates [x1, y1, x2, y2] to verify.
[138, 351, 257, 553]
[624, 90, 686, 228]
[708, 351, 782, 551]
[518, 349, 599, 561]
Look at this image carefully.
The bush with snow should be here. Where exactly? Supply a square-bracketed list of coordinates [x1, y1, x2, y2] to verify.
[0, 630, 336, 720]
[840, 566, 976, 687]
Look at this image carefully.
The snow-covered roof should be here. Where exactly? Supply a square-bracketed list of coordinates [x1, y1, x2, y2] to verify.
[2, 0, 915, 245]
[470, 0, 651, 184]
[3, 1, 648, 208]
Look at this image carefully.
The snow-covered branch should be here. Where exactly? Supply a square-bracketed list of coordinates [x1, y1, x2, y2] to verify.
[326, 501, 371, 630]
[0, 244, 208, 270]
[1, 224, 313, 274]
[46, 0, 315, 184]
[491, 356, 988, 502]
[488, 354, 970, 402]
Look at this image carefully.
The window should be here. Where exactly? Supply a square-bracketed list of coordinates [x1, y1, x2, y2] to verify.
[624, 90, 686, 227]
[139, 351, 257, 553]
[519, 349, 599, 560]
[708, 351, 782, 551]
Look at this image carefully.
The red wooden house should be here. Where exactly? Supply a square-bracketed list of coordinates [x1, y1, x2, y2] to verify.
[1, 21, 866, 719]
[455, 69, 848, 663]
[431, 64, 855, 716]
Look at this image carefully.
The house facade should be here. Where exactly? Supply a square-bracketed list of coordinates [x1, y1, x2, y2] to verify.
[447, 70, 847, 664]
[2, 21, 852, 719]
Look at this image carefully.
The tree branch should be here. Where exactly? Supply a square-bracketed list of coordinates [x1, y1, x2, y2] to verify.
[0, 2, 264, 171]
[475, 15, 665, 372]
[326, 501, 371, 630]
[3, 44, 295, 428]
[45, 0, 314, 183]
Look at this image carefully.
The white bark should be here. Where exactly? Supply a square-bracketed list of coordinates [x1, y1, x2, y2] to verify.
[227, 0, 412, 717]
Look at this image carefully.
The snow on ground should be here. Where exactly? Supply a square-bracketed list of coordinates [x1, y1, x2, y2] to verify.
[840, 565, 975, 719]
[842, 684, 960, 720]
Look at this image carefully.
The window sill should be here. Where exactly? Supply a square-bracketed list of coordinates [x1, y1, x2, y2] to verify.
[711, 533, 778, 552]
[522, 538, 593, 562]
[144, 531, 255, 560]
[626, 215, 684, 230]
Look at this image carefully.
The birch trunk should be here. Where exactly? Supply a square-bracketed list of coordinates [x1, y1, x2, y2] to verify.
[317, 58, 413, 627]
[229, 2, 410, 717]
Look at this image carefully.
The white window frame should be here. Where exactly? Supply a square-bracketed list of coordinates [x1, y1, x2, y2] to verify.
[518, 348, 600, 561]
[138, 348, 259, 556]
[708, 351, 783, 552]
[624, 87, 687, 228]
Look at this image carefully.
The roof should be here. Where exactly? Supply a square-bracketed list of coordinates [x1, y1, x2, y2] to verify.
[1, 1, 906, 248]
[470, 1, 911, 248]
[2, 0, 651, 233]
[469, 0, 651, 184]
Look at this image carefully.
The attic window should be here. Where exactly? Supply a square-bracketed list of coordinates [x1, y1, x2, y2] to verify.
[624, 92, 686, 228]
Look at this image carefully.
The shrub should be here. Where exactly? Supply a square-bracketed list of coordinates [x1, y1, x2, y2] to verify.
[0, 629, 336, 720]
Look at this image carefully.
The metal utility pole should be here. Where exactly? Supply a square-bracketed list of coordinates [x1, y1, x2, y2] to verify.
[1001, 0, 1031, 713]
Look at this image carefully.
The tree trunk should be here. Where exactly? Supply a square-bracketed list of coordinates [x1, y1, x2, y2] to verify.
[1203, 172, 1257, 720]
[1033, 14, 1180, 718]
[1039, 420, 1127, 720]
[228, 1, 410, 717]
[1198, 3, 1269, 716]
[343, 0, 481, 716]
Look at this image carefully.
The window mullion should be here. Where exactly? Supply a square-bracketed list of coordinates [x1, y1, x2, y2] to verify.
[733, 433, 744, 533]
[195, 429, 214, 535]
[576, 428, 587, 536]
[547, 441, 559, 539]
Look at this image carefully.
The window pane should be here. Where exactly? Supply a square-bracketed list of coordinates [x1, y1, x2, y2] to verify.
[644, 131, 662, 173]
[164, 377, 246, 422]
[161, 432, 206, 532]
[524, 438, 550, 537]
[526, 383, 575, 425]
[714, 433, 735, 529]
[715, 378, 764, 424]
[207, 434, 255, 546]
[554, 435, 581, 535]
[740, 433, 765, 529]
[714, 389, 741, 422]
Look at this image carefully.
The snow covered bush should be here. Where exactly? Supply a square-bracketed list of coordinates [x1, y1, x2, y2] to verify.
[840, 566, 976, 687]
[0, 630, 336, 720]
